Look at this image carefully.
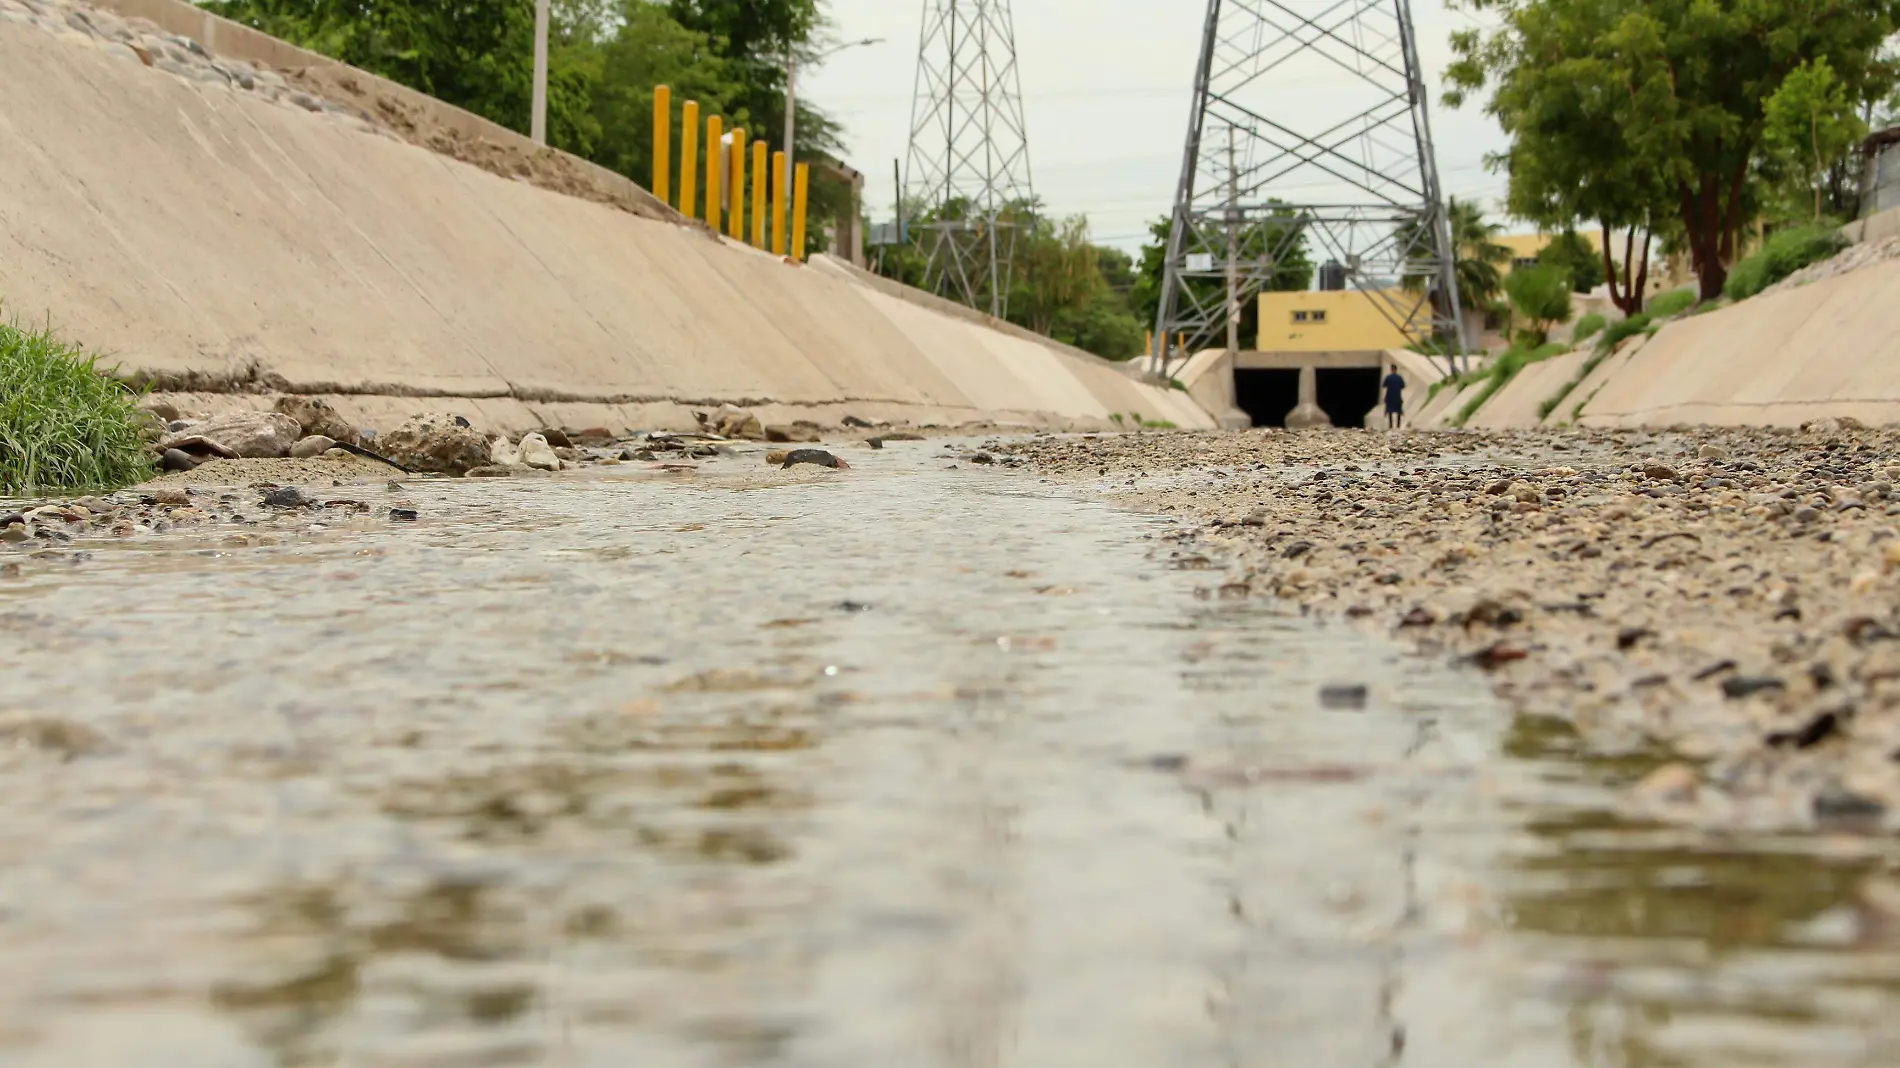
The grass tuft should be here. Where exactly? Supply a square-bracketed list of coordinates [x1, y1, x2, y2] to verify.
[1, 312, 154, 497]
[1645, 288, 1697, 318]
[1572, 312, 1607, 343]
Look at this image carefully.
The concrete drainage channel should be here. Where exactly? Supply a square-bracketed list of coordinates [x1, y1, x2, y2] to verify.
[2, 441, 1898, 1065]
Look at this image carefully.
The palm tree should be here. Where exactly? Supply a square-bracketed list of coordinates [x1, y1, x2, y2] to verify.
[1399, 196, 1511, 313]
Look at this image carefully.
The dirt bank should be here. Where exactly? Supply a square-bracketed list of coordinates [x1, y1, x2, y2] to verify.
[996, 424, 1900, 832]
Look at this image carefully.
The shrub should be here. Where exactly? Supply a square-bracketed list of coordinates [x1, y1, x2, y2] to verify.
[1, 313, 154, 496]
[1571, 312, 1607, 343]
[1723, 224, 1851, 300]
[1504, 265, 1575, 341]
[1646, 288, 1697, 318]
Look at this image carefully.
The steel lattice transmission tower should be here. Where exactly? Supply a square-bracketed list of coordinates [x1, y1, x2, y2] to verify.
[903, 0, 1035, 318]
[1152, 0, 1467, 374]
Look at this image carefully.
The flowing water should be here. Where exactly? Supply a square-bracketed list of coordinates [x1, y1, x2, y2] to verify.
[2, 442, 1897, 1066]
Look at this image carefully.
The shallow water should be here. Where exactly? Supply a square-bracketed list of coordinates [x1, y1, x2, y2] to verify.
[2, 442, 1897, 1066]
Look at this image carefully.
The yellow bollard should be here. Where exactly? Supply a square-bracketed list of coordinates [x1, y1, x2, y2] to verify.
[771, 151, 787, 255]
[729, 128, 747, 241]
[678, 100, 698, 218]
[752, 141, 768, 247]
[791, 162, 810, 262]
[652, 85, 671, 207]
[704, 115, 722, 233]
[1145, 329, 1153, 360]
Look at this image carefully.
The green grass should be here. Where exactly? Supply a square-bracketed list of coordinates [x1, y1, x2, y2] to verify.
[1724, 224, 1851, 300]
[1572, 312, 1607, 343]
[1645, 288, 1697, 318]
[1, 312, 153, 497]
[1450, 341, 1567, 426]
[1536, 312, 1659, 421]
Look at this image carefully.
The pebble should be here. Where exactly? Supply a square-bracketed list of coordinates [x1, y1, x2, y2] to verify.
[781, 449, 849, 470]
[1318, 683, 1369, 710]
[388, 508, 419, 522]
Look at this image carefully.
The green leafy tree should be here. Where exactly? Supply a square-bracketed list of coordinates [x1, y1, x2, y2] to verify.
[579, 4, 746, 191]
[1447, 0, 1900, 303]
[1503, 264, 1574, 345]
[1536, 229, 1606, 294]
[1400, 197, 1512, 317]
[1130, 212, 1315, 353]
[1763, 58, 1869, 221]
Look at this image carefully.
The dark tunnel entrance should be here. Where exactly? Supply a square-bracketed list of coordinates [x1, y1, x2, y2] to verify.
[1234, 368, 1299, 428]
[1315, 367, 1382, 429]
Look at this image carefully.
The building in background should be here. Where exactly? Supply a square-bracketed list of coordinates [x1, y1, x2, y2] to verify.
[816, 157, 865, 267]
[1255, 289, 1424, 352]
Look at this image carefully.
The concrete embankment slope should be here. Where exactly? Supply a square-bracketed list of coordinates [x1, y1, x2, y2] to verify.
[0, 11, 1208, 433]
[1573, 258, 1900, 427]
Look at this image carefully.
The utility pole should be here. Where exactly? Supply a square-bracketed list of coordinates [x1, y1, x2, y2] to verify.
[530, 0, 549, 145]
[1225, 124, 1240, 359]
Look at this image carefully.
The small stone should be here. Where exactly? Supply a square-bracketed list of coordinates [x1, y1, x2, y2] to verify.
[160, 448, 199, 472]
[0, 562, 20, 579]
[1631, 763, 1700, 805]
[865, 438, 886, 450]
[1721, 675, 1786, 699]
[515, 433, 561, 471]
[1643, 463, 1679, 481]
[261, 486, 311, 509]
[1814, 785, 1886, 825]
[968, 452, 996, 465]
[764, 450, 791, 466]
[1484, 477, 1513, 495]
[149, 488, 189, 507]
[465, 465, 515, 478]
[764, 424, 821, 443]
[1793, 505, 1821, 523]
[541, 427, 574, 448]
[1319, 683, 1369, 710]
[842, 415, 875, 428]
[289, 435, 337, 459]
[1698, 444, 1729, 461]
[782, 449, 849, 470]
[389, 508, 419, 522]
[1, 524, 27, 543]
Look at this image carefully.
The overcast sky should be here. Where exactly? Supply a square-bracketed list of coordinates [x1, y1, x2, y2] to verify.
[799, 0, 1512, 253]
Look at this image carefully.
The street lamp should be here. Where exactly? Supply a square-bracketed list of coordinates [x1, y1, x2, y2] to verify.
[784, 37, 884, 205]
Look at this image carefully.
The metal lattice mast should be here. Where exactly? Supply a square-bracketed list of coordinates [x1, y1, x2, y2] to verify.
[903, 0, 1035, 318]
[1153, 0, 1467, 375]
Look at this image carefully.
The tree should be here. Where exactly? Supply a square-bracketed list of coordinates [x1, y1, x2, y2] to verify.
[579, 4, 747, 190]
[1503, 265, 1573, 345]
[1130, 212, 1315, 352]
[1402, 197, 1512, 315]
[1763, 58, 1869, 221]
[1536, 229, 1606, 294]
[1447, 0, 1900, 302]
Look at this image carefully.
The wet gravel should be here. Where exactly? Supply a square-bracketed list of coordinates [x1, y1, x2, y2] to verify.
[995, 422, 1900, 835]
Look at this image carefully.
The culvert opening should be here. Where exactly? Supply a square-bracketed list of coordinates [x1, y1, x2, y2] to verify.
[1234, 368, 1300, 428]
[1316, 367, 1382, 429]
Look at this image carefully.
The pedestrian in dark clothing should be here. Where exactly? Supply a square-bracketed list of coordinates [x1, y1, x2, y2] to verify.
[1382, 369, 1406, 428]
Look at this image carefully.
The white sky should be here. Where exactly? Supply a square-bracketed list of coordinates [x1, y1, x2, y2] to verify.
[800, 0, 1512, 253]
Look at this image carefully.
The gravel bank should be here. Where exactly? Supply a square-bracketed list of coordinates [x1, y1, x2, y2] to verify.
[997, 423, 1900, 833]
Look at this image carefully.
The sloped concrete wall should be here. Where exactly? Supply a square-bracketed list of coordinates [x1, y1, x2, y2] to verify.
[1465, 351, 1587, 431]
[0, 17, 1208, 432]
[1574, 260, 1900, 427]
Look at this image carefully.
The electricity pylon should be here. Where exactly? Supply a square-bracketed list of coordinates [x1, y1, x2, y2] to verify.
[903, 0, 1036, 319]
[1152, 0, 1467, 374]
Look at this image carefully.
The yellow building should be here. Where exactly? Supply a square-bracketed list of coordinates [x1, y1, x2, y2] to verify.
[1256, 289, 1425, 351]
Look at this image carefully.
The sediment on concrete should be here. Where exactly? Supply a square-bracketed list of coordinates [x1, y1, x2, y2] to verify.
[0, 5, 1209, 434]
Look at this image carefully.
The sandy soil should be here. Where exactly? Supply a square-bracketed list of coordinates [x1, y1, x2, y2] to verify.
[993, 423, 1900, 833]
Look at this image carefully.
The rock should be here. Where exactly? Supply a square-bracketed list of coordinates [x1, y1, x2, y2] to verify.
[489, 436, 520, 467]
[764, 424, 821, 443]
[140, 398, 180, 423]
[1319, 683, 1369, 709]
[261, 486, 312, 509]
[162, 410, 301, 458]
[148, 488, 190, 507]
[378, 414, 491, 475]
[968, 452, 996, 465]
[389, 508, 419, 522]
[541, 427, 574, 449]
[865, 438, 886, 450]
[696, 404, 765, 441]
[466, 465, 515, 478]
[781, 449, 849, 470]
[1642, 463, 1679, 481]
[1632, 763, 1700, 805]
[1792, 505, 1821, 523]
[1814, 785, 1886, 825]
[1485, 478, 1514, 495]
[273, 396, 358, 445]
[765, 450, 791, 465]
[1698, 444, 1730, 461]
[322, 448, 352, 460]
[1, 524, 27, 543]
[842, 415, 875, 428]
[516, 433, 561, 471]
[289, 435, 338, 459]
[159, 448, 200, 472]
[1720, 675, 1786, 699]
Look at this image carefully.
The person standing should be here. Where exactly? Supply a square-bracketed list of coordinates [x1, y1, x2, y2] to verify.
[1382, 368, 1406, 428]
